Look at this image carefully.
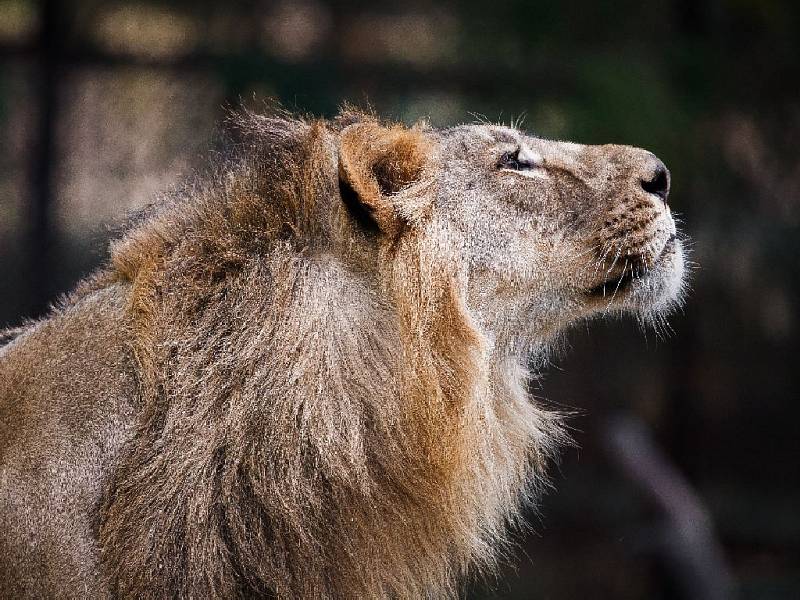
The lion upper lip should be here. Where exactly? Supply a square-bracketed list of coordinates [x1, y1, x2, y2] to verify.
[657, 233, 678, 261]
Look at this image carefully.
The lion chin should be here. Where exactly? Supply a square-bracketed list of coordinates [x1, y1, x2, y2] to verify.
[583, 233, 687, 325]
[630, 236, 687, 312]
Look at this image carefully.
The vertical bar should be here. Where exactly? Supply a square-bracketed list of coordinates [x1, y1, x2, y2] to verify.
[28, 0, 58, 316]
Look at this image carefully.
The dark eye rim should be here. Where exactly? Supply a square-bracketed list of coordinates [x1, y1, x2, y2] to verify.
[497, 147, 534, 171]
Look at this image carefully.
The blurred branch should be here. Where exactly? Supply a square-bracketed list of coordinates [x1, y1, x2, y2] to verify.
[603, 414, 733, 600]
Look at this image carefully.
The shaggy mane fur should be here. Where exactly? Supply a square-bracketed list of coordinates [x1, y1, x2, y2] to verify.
[95, 110, 563, 599]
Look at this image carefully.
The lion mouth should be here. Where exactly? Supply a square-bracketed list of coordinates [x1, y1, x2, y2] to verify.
[587, 267, 637, 298]
[587, 234, 677, 298]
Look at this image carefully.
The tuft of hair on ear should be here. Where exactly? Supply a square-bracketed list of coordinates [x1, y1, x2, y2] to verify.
[373, 132, 426, 195]
[338, 121, 430, 235]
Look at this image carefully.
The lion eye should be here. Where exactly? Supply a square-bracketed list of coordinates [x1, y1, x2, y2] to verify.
[498, 148, 535, 171]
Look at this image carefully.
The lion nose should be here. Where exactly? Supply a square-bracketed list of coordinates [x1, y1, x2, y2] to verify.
[640, 160, 670, 205]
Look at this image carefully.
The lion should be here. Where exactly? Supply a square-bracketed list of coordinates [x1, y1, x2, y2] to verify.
[0, 108, 686, 599]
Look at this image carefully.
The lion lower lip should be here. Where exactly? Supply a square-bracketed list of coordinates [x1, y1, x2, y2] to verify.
[588, 269, 636, 297]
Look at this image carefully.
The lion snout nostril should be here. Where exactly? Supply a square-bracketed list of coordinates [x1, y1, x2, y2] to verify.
[641, 161, 670, 204]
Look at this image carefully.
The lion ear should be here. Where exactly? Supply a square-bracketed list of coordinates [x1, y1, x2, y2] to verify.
[338, 122, 429, 234]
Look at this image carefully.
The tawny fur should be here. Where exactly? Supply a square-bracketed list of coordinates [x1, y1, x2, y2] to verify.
[0, 108, 685, 599]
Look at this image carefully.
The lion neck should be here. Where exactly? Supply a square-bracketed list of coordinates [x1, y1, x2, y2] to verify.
[100, 152, 562, 598]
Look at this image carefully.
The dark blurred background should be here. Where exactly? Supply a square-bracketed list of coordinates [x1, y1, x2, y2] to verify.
[1, 1, 798, 598]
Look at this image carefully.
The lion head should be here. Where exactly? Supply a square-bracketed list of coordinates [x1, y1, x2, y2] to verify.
[338, 119, 685, 352]
[101, 109, 686, 599]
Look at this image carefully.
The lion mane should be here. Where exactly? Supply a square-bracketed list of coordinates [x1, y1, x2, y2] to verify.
[64, 109, 565, 599]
